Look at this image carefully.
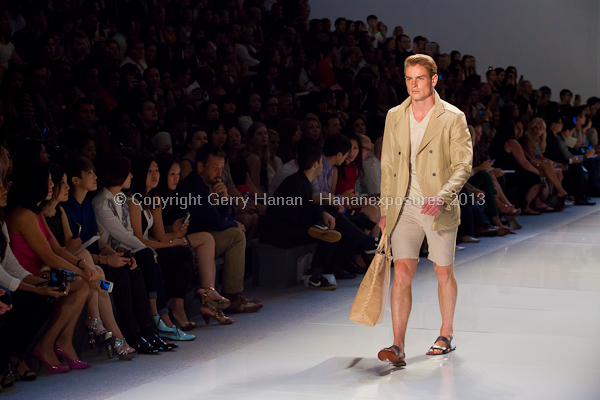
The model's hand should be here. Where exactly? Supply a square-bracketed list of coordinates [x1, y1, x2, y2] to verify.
[421, 196, 444, 216]
[379, 215, 386, 232]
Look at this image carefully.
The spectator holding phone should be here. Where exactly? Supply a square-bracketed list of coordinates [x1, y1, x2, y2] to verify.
[63, 156, 168, 354]
[6, 162, 95, 373]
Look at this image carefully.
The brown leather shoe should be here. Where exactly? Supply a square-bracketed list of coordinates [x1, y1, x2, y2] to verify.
[223, 293, 263, 314]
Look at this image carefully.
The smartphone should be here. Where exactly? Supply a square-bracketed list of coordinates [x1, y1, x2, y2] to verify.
[438, 74, 443, 81]
[489, 159, 496, 163]
[99, 280, 114, 293]
[73, 223, 82, 238]
[573, 117, 577, 124]
[589, 146, 594, 151]
[183, 212, 191, 224]
[479, 110, 483, 115]
[40, 127, 48, 139]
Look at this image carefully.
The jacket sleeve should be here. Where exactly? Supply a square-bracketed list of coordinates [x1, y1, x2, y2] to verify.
[379, 109, 395, 217]
[436, 112, 473, 205]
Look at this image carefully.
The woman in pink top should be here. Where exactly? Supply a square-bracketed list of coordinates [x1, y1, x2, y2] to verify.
[6, 162, 99, 374]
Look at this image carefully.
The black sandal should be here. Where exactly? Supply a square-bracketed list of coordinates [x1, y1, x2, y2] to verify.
[378, 345, 406, 367]
[426, 336, 456, 356]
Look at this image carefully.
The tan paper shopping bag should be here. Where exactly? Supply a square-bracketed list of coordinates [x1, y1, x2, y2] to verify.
[349, 234, 392, 326]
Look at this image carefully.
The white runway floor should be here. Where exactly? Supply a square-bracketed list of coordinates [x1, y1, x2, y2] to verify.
[109, 208, 600, 400]
[8, 205, 600, 399]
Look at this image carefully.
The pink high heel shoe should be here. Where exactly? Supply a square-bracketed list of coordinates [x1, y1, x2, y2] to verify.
[54, 346, 89, 370]
[31, 347, 70, 374]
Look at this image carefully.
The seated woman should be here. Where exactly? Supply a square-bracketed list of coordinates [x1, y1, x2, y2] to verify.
[244, 122, 270, 198]
[468, 121, 521, 231]
[42, 163, 135, 360]
[267, 129, 283, 186]
[0, 163, 66, 383]
[333, 132, 381, 239]
[489, 120, 550, 214]
[276, 118, 301, 165]
[128, 156, 196, 332]
[93, 156, 189, 345]
[156, 155, 234, 325]
[180, 126, 208, 181]
[521, 118, 568, 199]
[6, 162, 96, 372]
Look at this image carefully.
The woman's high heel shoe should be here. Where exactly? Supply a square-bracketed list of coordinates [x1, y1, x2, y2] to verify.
[112, 338, 136, 361]
[86, 317, 112, 349]
[168, 307, 196, 331]
[504, 214, 522, 230]
[196, 287, 231, 310]
[201, 304, 234, 326]
[54, 346, 89, 370]
[31, 348, 69, 374]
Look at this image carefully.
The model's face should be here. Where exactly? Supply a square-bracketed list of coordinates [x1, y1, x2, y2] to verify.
[405, 65, 437, 102]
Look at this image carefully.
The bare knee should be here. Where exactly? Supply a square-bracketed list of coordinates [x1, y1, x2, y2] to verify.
[434, 264, 454, 283]
[393, 261, 416, 288]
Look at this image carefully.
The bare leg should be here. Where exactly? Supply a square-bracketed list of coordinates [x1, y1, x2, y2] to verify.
[428, 262, 458, 354]
[390, 258, 419, 352]
[37, 277, 90, 363]
[539, 163, 567, 196]
[524, 183, 542, 211]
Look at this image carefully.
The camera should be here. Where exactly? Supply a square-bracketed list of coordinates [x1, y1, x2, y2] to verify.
[48, 269, 76, 292]
[123, 250, 134, 266]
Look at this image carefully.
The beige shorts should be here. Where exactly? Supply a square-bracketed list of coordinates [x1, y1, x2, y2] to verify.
[390, 203, 457, 266]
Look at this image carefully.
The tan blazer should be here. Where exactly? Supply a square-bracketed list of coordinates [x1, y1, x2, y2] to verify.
[380, 90, 473, 234]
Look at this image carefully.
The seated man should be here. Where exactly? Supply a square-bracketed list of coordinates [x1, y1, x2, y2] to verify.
[262, 142, 377, 289]
[176, 145, 262, 313]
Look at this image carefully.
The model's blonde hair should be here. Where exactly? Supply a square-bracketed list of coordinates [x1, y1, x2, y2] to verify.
[404, 54, 438, 78]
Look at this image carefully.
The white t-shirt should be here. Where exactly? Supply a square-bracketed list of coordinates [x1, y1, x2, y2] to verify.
[406, 104, 435, 201]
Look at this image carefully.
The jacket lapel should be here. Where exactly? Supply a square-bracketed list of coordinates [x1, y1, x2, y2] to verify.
[417, 91, 446, 155]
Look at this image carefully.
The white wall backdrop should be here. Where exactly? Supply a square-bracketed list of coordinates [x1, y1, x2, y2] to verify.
[310, 0, 600, 102]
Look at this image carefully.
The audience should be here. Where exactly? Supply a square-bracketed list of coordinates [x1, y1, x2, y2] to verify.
[0, 0, 597, 390]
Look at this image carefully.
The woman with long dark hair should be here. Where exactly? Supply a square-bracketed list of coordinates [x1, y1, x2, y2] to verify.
[127, 156, 199, 333]
[156, 155, 233, 325]
[489, 119, 548, 213]
[6, 162, 96, 372]
[42, 163, 136, 360]
[93, 156, 182, 347]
